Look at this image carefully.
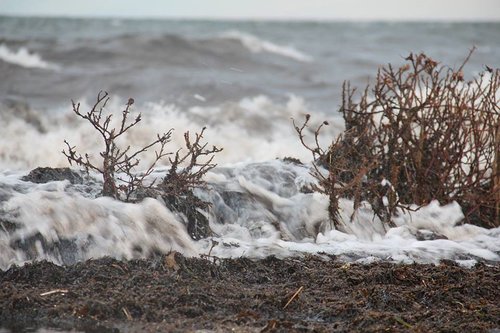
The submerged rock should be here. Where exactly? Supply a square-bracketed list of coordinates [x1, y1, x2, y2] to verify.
[162, 193, 212, 241]
[0, 218, 17, 233]
[10, 232, 81, 265]
[415, 229, 448, 241]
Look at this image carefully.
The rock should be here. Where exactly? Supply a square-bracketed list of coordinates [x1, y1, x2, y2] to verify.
[0, 219, 17, 233]
[281, 156, 303, 165]
[10, 232, 80, 265]
[163, 193, 212, 241]
[22, 167, 83, 184]
[415, 229, 448, 241]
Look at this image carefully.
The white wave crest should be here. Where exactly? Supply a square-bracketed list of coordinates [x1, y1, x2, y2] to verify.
[0, 94, 342, 170]
[0, 185, 197, 269]
[219, 30, 313, 63]
[0, 43, 60, 70]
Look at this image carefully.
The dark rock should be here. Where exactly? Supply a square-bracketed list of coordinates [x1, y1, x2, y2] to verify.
[416, 229, 448, 241]
[135, 186, 213, 241]
[10, 232, 80, 265]
[22, 167, 83, 184]
[0, 219, 18, 233]
[163, 193, 212, 241]
[281, 156, 303, 165]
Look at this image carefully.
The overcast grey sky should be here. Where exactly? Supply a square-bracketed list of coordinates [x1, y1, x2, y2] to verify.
[0, 0, 499, 21]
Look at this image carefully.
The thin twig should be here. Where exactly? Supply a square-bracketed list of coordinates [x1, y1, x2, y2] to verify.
[283, 286, 304, 309]
[40, 289, 69, 296]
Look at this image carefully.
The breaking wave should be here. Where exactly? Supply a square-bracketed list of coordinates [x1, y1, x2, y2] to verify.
[218, 30, 313, 63]
[0, 44, 59, 70]
[0, 95, 342, 170]
[1, 160, 499, 270]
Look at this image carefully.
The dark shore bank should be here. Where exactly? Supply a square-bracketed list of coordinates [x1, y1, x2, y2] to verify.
[1, 254, 499, 332]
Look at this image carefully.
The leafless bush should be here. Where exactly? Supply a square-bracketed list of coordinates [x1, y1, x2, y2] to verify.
[158, 127, 222, 200]
[63, 91, 171, 200]
[294, 115, 380, 228]
[154, 128, 222, 239]
[63, 92, 222, 238]
[296, 49, 500, 228]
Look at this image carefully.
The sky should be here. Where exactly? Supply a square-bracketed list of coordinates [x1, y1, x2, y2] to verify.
[0, 0, 499, 21]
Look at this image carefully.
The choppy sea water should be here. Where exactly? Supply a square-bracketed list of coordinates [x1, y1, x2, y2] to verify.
[1, 17, 499, 269]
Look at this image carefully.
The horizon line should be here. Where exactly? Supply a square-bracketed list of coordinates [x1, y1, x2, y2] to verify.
[1, 13, 499, 23]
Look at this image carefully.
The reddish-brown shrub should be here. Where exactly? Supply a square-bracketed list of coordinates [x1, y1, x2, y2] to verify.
[297, 49, 500, 228]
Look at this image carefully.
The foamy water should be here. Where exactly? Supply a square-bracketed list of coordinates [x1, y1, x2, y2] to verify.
[2, 158, 499, 270]
[1, 17, 499, 269]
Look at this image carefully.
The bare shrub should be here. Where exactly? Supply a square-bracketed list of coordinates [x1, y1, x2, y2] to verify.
[63, 91, 171, 200]
[297, 49, 500, 228]
[63, 92, 222, 238]
[159, 127, 222, 200]
[294, 115, 381, 228]
[154, 128, 222, 239]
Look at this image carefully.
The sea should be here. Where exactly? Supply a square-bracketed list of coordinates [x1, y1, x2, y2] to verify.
[1, 16, 499, 269]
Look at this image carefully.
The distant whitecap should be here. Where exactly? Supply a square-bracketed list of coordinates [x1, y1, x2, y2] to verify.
[0, 44, 60, 70]
[219, 30, 313, 63]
